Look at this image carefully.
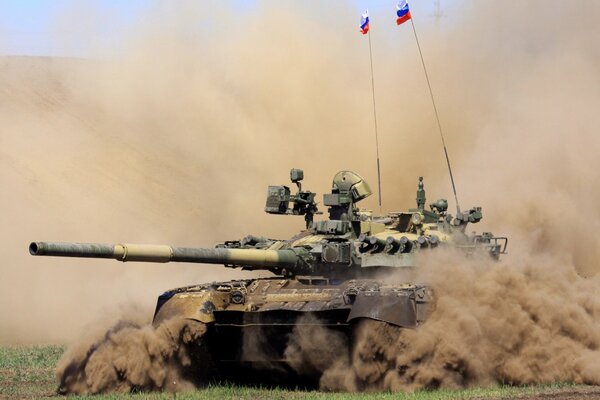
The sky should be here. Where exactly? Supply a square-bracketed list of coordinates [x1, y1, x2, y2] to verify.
[0, 0, 150, 56]
[0, 0, 443, 57]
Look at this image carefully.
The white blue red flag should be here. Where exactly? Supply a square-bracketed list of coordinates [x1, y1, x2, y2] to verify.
[396, 0, 412, 25]
[360, 10, 370, 34]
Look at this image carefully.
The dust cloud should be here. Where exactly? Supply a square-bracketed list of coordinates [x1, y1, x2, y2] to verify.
[56, 317, 207, 394]
[1, 0, 600, 393]
[0, 2, 390, 344]
[284, 251, 600, 392]
[284, 315, 350, 379]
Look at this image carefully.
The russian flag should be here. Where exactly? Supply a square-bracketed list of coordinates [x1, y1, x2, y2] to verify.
[360, 10, 370, 34]
[396, 0, 412, 25]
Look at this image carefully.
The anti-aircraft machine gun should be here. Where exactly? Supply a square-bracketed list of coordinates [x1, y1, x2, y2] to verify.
[29, 169, 507, 383]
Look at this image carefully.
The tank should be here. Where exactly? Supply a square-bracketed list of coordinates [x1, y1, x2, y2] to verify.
[29, 169, 507, 385]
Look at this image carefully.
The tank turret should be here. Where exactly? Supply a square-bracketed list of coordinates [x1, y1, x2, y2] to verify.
[30, 170, 507, 276]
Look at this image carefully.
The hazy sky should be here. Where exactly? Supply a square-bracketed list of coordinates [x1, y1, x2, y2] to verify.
[1, 0, 150, 55]
[0, 0, 443, 57]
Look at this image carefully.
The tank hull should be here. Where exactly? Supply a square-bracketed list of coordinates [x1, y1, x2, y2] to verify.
[153, 276, 432, 372]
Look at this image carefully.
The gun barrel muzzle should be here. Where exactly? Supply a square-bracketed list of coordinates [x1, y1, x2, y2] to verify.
[29, 242, 116, 258]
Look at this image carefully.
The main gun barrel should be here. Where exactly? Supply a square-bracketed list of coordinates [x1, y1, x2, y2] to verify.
[29, 241, 303, 269]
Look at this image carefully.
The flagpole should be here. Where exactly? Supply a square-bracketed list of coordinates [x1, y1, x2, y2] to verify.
[409, 17, 461, 213]
[367, 29, 383, 213]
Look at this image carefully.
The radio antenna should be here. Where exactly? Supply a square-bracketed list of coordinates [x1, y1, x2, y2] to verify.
[409, 17, 461, 213]
[360, 9, 383, 213]
[367, 30, 383, 213]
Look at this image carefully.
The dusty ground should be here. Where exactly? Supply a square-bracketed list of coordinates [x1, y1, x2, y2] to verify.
[2, 345, 599, 400]
[497, 386, 600, 400]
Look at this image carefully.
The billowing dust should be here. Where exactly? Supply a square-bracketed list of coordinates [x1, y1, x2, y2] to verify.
[56, 317, 207, 394]
[285, 252, 600, 392]
[2, 0, 600, 394]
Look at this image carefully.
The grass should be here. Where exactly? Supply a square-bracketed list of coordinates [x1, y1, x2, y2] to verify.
[0, 346, 588, 399]
[0, 345, 64, 399]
